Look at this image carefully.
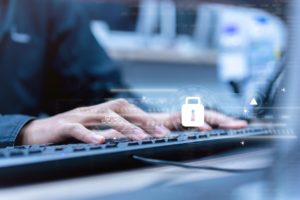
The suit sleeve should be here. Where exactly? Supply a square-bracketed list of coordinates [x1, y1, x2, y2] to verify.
[0, 115, 35, 147]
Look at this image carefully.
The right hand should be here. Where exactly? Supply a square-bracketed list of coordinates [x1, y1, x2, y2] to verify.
[17, 99, 170, 145]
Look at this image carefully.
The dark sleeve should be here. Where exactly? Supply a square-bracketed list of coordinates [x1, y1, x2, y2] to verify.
[0, 115, 34, 147]
[43, 0, 147, 114]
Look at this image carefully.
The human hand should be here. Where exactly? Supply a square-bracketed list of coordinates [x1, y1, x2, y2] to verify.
[17, 99, 170, 145]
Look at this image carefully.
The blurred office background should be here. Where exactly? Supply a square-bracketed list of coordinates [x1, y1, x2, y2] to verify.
[75, 0, 287, 118]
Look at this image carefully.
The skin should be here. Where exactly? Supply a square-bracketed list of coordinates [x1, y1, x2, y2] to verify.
[17, 98, 248, 145]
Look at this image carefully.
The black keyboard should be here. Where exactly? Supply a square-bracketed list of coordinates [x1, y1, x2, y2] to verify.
[0, 127, 293, 186]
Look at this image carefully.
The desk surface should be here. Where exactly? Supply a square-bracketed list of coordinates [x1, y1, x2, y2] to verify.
[0, 147, 273, 200]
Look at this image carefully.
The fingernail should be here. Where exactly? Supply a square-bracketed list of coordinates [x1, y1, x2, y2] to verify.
[91, 135, 105, 144]
[155, 126, 170, 136]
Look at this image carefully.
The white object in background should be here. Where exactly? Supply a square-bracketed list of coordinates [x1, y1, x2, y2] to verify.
[90, 21, 110, 48]
[196, 4, 287, 83]
[136, 0, 159, 37]
[218, 52, 248, 82]
[247, 12, 286, 77]
[217, 10, 249, 82]
[204, 4, 288, 116]
[194, 5, 215, 48]
[159, 0, 176, 40]
[181, 97, 205, 127]
[247, 11, 287, 58]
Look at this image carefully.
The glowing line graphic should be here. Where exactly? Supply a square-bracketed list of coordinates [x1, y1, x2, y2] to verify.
[110, 88, 178, 93]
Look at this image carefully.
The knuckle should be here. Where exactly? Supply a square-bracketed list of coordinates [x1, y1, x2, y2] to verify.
[74, 107, 84, 112]
[69, 123, 83, 133]
[68, 124, 87, 140]
[114, 98, 129, 106]
[74, 106, 90, 113]
[56, 120, 69, 131]
[97, 107, 110, 114]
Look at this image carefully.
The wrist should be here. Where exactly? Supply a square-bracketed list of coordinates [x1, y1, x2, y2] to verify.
[16, 119, 40, 145]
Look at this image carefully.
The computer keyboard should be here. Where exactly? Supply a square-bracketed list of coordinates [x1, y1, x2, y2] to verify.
[0, 127, 293, 186]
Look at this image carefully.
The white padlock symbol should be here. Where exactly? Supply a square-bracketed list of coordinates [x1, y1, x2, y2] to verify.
[181, 97, 205, 127]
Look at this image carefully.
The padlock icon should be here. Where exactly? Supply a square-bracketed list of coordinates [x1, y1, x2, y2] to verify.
[181, 97, 205, 127]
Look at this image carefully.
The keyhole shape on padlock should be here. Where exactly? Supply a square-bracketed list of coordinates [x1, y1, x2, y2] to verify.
[191, 109, 195, 121]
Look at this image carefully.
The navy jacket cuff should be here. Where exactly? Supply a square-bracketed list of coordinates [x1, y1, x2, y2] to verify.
[0, 115, 35, 147]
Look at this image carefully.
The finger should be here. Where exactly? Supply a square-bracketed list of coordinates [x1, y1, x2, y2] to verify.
[95, 129, 126, 139]
[101, 110, 149, 140]
[65, 123, 105, 144]
[205, 111, 247, 129]
[108, 99, 170, 137]
[159, 113, 182, 130]
[218, 119, 248, 129]
[77, 99, 169, 137]
[205, 110, 230, 126]
[197, 122, 212, 131]
[152, 112, 212, 131]
[69, 108, 150, 140]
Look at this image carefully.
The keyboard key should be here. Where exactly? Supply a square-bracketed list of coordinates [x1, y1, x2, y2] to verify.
[166, 135, 178, 142]
[14, 146, 26, 149]
[105, 139, 118, 144]
[38, 144, 49, 148]
[177, 135, 188, 141]
[73, 147, 86, 152]
[106, 144, 117, 148]
[142, 140, 153, 145]
[188, 135, 197, 140]
[10, 150, 24, 157]
[235, 131, 243, 134]
[198, 134, 208, 139]
[167, 137, 178, 142]
[106, 138, 130, 144]
[55, 147, 64, 151]
[89, 146, 103, 150]
[116, 138, 130, 143]
[128, 142, 139, 146]
[29, 149, 42, 154]
[155, 139, 166, 143]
